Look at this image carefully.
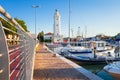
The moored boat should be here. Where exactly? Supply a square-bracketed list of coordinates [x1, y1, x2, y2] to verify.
[54, 41, 120, 64]
[66, 54, 120, 64]
[103, 61, 120, 79]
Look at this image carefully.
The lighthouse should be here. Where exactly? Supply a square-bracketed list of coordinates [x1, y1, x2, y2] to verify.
[53, 9, 62, 43]
[54, 9, 60, 36]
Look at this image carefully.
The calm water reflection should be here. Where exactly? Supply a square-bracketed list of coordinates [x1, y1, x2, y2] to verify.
[79, 64, 114, 80]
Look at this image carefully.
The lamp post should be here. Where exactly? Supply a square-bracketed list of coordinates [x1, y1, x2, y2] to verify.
[68, 0, 71, 45]
[32, 5, 39, 45]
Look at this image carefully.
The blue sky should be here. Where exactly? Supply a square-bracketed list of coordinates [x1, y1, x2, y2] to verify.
[1, 0, 120, 37]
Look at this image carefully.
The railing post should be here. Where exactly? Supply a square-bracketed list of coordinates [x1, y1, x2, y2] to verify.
[17, 28, 26, 80]
[0, 21, 9, 80]
[25, 33, 35, 80]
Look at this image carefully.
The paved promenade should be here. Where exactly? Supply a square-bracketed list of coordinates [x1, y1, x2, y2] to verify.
[33, 43, 102, 80]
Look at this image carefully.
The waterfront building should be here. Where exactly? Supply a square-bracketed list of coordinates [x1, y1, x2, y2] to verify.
[44, 32, 53, 41]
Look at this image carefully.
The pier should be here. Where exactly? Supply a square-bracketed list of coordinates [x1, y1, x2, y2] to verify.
[33, 43, 103, 80]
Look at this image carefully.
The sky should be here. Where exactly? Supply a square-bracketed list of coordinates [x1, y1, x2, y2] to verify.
[1, 0, 120, 37]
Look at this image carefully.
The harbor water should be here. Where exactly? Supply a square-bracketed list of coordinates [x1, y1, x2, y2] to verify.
[80, 64, 114, 80]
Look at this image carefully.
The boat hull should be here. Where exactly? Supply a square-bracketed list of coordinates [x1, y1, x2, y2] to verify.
[67, 56, 120, 64]
[46, 43, 62, 48]
[103, 61, 120, 80]
[109, 72, 120, 80]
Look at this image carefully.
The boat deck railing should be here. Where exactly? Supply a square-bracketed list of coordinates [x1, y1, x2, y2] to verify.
[0, 6, 35, 80]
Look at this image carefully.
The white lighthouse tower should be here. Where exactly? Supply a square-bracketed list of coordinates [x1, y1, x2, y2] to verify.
[53, 9, 63, 43]
[54, 9, 60, 36]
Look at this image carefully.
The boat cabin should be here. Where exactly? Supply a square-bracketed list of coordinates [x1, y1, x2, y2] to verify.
[90, 41, 106, 51]
[79, 41, 107, 51]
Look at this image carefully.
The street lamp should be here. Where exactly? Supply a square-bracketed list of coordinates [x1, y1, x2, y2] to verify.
[32, 5, 39, 45]
[68, 0, 71, 45]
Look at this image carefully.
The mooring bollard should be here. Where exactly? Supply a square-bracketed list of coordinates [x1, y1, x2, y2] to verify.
[53, 53, 56, 57]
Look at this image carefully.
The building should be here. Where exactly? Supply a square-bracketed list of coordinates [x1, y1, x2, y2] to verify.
[53, 9, 63, 43]
[44, 32, 53, 40]
[115, 33, 120, 45]
[115, 33, 120, 40]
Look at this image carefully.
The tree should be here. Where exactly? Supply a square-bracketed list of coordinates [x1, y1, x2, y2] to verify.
[14, 18, 28, 31]
[0, 17, 16, 35]
[37, 31, 44, 42]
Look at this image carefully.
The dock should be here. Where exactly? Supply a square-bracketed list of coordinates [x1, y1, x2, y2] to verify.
[33, 43, 103, 80]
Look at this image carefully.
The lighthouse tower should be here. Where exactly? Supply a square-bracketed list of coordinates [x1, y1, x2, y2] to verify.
[54, 9, 60, 36]
[53, 9, 62, 43]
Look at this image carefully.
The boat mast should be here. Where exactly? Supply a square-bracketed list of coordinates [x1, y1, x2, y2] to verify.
[85, 26, 87, 40]
[77, 26, 80, 46]
[71, 28, 73, 38]
[84, 26, 87, 47]
[78, 26, 80, 36]
[68, 0, 71, 44]
[71, 28, 74, 45]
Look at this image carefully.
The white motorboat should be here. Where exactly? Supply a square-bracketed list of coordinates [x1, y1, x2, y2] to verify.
[55, 41, 116, 58]
[54, 45, 90, 55]
[46, 42, 62, 48]
[54, 41, 120, 64]
[103, 61, 120, 79]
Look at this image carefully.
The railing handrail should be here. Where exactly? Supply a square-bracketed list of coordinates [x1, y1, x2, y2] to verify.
[0, 5, 26, 32]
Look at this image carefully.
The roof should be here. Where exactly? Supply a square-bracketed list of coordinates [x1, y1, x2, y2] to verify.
[44, 32, 53, 35]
